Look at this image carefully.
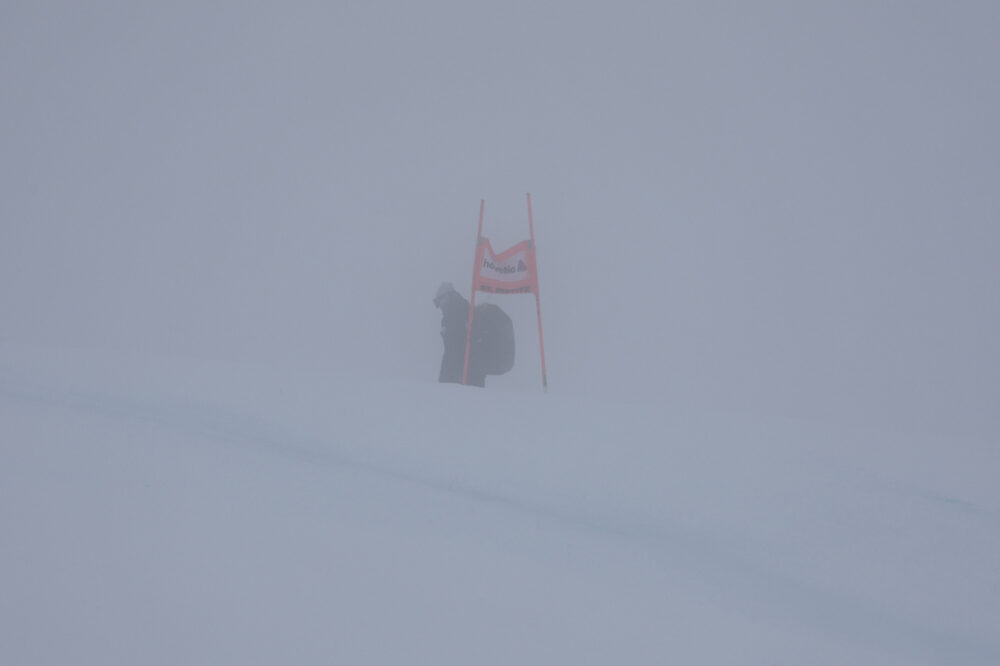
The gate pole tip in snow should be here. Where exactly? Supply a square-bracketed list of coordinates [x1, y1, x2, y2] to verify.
[462, 199, 486, 386]
[527, 192, 548, 392]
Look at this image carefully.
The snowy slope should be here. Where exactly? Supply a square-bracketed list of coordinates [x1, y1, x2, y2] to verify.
[4, 3, 998, 664]
[2, 344, 997, 665]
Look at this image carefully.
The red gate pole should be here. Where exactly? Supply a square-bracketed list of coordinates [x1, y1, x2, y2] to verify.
[462, 199, 485, 386]
[527, 193, 548, 391]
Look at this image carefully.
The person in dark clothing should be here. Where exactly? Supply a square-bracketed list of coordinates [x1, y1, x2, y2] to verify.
[434, 282, 486, 387]
[469, 302, 515, 377]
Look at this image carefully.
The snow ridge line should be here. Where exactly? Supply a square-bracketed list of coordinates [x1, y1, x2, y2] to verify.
[2, 380, 998, 665]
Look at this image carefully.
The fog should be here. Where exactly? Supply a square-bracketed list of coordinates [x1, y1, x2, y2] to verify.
[3, 2, 997, 437]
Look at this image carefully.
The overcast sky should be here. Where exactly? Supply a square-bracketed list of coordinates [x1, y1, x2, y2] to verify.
[2, 2, 997, 437]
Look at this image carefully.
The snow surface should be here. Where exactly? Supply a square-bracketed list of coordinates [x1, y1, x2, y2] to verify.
[2, 343, 997, 665]
[3, 3, 998, 663]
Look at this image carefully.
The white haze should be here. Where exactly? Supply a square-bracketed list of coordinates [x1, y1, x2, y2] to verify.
[2, 4, 997, 431]
[3, 4, 999, 664]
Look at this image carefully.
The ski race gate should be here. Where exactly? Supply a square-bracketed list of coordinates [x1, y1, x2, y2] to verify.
[462, 193, 548, 391]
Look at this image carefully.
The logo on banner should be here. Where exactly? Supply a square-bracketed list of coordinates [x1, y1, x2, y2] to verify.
[479, 285, 532, 294]
[481, 250, 529, 283]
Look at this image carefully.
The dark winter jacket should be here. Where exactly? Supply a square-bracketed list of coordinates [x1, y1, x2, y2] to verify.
[436, 290, 486, 386]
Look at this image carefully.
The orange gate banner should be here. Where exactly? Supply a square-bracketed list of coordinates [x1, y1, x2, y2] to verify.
[472, 238, 538, 295]
[463, 194, 547, 391]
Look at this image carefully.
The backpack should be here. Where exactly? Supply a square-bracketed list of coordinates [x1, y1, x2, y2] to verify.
[471, 303, 515, 376]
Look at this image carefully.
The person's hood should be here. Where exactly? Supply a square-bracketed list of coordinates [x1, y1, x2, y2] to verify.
[434, 282, 456, 307]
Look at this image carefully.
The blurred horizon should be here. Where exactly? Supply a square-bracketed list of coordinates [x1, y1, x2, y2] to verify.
[2, 2, 997, 439]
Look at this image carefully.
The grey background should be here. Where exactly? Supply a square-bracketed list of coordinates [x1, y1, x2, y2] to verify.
[2, 2, 997, 437]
